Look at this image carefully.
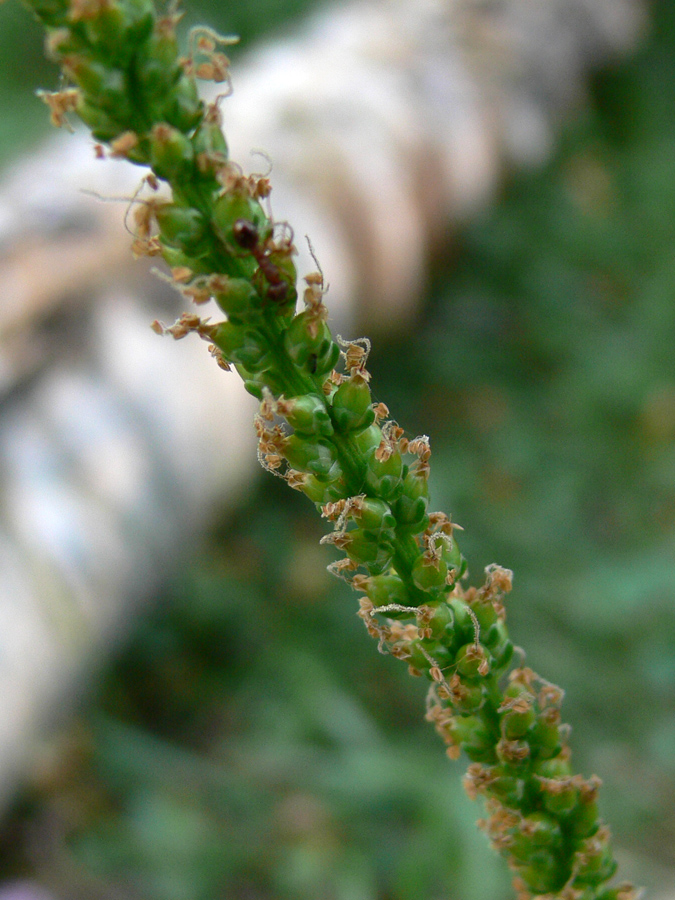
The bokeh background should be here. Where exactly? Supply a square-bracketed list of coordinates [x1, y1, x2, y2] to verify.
[0, 0, 674, 898]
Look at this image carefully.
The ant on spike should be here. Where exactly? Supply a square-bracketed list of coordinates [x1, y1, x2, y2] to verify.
[232, 218, 289, 303]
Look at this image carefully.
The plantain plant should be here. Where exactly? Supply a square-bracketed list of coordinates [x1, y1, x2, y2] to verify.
[14, 0, 643, 896]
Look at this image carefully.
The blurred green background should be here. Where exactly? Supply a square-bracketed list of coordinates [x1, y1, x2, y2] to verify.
[1, 0, 675, 898]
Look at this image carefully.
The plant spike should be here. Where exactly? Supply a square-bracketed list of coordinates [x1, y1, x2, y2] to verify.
[19, 0, 641, 896]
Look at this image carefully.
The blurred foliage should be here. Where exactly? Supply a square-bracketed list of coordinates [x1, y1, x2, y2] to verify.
[2, 0, 675, 898]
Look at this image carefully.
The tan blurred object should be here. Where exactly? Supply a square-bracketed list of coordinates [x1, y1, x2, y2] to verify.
[0, 0, 646, 804]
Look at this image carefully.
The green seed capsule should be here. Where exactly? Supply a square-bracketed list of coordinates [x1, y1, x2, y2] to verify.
[515, 850, 565, 894]
[364, 450, 403, 500]
[82, 5, 125, 50]
[447, 715, 495, 762]
[283, 312, 338, 377]
[161, 76, 203, 133]
[518, 813, 562, 851]
[455, 642, 489, 679]
[440, 535, 463, 574]
[574, 843, 617, 886]
[365, 573, 407, 608]
[65, 58, 126, 108]
[160, 244, 213, 275]
[541, 779, 578, 816]
[412, 554, 448, 591]
[213, 277, 259, 322]
[533, 756, 573, 780]
[447, 597, 475, 643]
[121, 0, 155, 44]
[423, 602, 453, 638]
[395, 469, 429, 527]
[452, 677, 485, 713]
[299, 470, 345, 504]
[156, 203, 208, 254]
[280, 394, 334, 438]
[75, 97, 120, 142]
[150, 123, 195, 182]
[344, 531, 393, 571]
[283, 435, 337, 478]
[487, 772, 522, 805]
[211, 322, 271, 371]
[211, 192, 268, 246]
[354, 424, 382, 455]
[409, 639, 452, 674]
[491, 638, 514, 672]
[331, 375, 374, 432]
[353, 498, 396, 535]
[531, 711, 562, 760]
[502, 706, 536, 740]
[469, 596, 498, 632]
[569, 799, 601, 840]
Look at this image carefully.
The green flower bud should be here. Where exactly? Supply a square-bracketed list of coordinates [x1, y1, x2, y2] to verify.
[500, 690, 536, 739]
[482, 618, 507, 650]
[516, 812, 562, 851]
[331, 374, 374, 432]
[156, 203, 208, 254]
[278, 394, 333, 438]
[283, 435, 337, 478]
[150, 123, 195, 182]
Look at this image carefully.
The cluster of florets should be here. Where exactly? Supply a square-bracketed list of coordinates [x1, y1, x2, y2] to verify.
[29, 1, 638, 897]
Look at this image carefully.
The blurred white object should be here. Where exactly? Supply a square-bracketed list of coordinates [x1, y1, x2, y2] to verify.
[0, 0, 646, 803]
